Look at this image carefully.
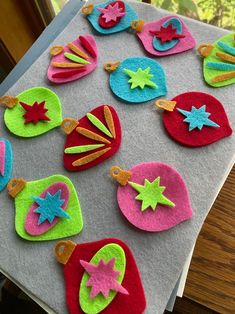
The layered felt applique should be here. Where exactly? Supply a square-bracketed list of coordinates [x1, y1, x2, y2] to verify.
[133, 15, 196, 57]
[198, 33, 235, 87]
[1, 87, 62, 137]
[110, 163, 192, 232]
[0, 138, 13, 192]
[7, 175, 83, 241]
[105, 56, 167, 103]
[62, 105, 121, 171]
[54, 238, 146, 314]
[82, 0, 138, 35]
[48, 35, 98, 84]
[156, 91, 232, 147]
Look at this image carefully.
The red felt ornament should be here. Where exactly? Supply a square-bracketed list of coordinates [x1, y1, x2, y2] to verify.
[55, 238, 146, 314]
[98, 1, 126, 29]
[149, 23, 185, 44]
[63, 105, 122, 171]
[20, 101, 50, 125]
[163, 91, 232, 147]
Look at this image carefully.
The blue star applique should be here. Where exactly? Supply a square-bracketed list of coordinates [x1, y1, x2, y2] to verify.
[33, 190, 70, 225]
[177, 105, 220, 131]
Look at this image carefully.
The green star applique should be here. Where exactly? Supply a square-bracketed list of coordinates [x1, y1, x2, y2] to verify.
[129, 177, 175, 211]
[124, 67, 157, 89]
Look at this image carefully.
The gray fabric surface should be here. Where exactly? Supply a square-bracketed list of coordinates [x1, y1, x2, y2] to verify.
[0, 1, 234, 314]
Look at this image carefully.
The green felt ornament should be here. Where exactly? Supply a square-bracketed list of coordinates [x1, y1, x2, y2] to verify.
[8, 175, 83, 241]
[3, 87, 63, 137]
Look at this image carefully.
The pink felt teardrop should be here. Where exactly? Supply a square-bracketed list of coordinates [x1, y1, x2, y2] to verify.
[25, 182, 70, 235]
[47, 35, 98, 84]
[117, 162, 192, 232]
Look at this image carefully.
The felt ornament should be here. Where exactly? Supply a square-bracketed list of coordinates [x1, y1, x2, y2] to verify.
[54, 238, 146, 314]
[105, 56, 167, 103]
[0, 138, 13, 192]
[7, 175, 83, 241]
[63, 105, 122, 171]
[133, 15, 196, 57]
[82, 0, 138, 35]
[1, 87, 62, 138]
[156, 91, 232, 147]
[110, 162, 192, 232]
[198, 33, 235, 87]
[48, 35, 98, 84]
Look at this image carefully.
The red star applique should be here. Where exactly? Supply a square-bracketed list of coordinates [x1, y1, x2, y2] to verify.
[20, 101, 50, 125]
[149, 23, 185, 43]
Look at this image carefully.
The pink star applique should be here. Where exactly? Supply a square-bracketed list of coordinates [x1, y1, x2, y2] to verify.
[97, 2, 125, 23]
[80, 258, 129, 299]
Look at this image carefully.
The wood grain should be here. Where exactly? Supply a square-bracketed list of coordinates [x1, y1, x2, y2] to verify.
[184, 165, 235, 314]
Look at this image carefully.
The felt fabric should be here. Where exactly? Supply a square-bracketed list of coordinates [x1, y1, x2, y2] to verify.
[98, 1, 126, 29]
[163, 92, 232, 147]
[48, 35, 98, 84]
[79, 243, 127, 313]
[25, 182, 70, 235]
[109, 56, 167, 103]
[137, 15, 196, 57]
[86, 0, 138, 34]
[20, 101, 50, 124]
[64, 52, 90, 64]
[2, 1, 235, 313]
[203, 33, 235, 87]
[63, 105, 121, 171]
[0, 138, 13, 192]
[0, 140, 5, 176]
[4, 87, 62, 137]
[14, 175, 83, 241]
[124, 67, 157, 89]
[117, 162, 192, 232]
[64, 144, 105, 154]
[152, 18, 184, 52]
[62, 238, 146, 314]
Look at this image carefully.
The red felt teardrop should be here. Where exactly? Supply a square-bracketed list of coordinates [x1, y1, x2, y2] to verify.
[63, 105, 122, 171]
[163, 91, 232, 147]
[63, 238, 146, 314]
[98, 1, 126, 29]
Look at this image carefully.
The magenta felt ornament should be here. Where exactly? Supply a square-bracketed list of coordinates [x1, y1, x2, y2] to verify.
[110, 162, 193, 232]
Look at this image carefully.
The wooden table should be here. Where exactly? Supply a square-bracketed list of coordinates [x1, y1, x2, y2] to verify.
[182, 165, 235, 314]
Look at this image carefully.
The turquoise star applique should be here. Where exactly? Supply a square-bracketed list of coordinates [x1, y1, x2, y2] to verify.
[177, 105, 220, 131]
[33, 190, 70, 225]
[129, 177, 175, 212]
[124, 67, 157, 89]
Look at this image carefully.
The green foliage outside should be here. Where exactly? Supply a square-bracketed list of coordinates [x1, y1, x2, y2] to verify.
[152, 0, 235, 30]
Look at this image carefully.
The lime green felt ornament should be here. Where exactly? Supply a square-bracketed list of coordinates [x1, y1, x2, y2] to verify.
[1, 87, 63, 137]
[7, 174, 83, 241]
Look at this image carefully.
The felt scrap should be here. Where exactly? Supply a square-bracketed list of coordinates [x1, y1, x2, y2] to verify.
[7, 178, 26, 198]
[25, 182, 70, 235]
[86, 0, 138, 35]
[150, 23, 185, 44]
[48, 35, 98, 84]
[13, 175, 83, 241]
[117, 162, 193, 232]
[65, 144, 105, 154]
[50, 45, 64, 56]
[137, 15, 196, 57]
[0, 138, 13, 192]
[64, 105, 122, 171]
[124, 67, 157, 89]
[163, 92, 232, 147]
[64, 52, 90, 64]
[79, 243, 127, 313]
[98, 1, 126, 29]
[0, 95, 18, 108]
[129, 177, 175, 211]
[110, 166, 132, 186]
[109, 56, 167, 103]
[58, 238, 146, 314]
[202, 33, 235, 87]
[4, 87, 62, 138]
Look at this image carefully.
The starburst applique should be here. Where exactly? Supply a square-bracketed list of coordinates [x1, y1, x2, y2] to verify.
[97, 3, 125, 23]
[20, 101, 50, 125]
[80, 258, 129, 299]
[33, 190, 70, 225]
[149, 23, 185, 44]
[177, 105, 220, 131]
[124, 67, 157, 89]
[129, 177, 175, 211]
